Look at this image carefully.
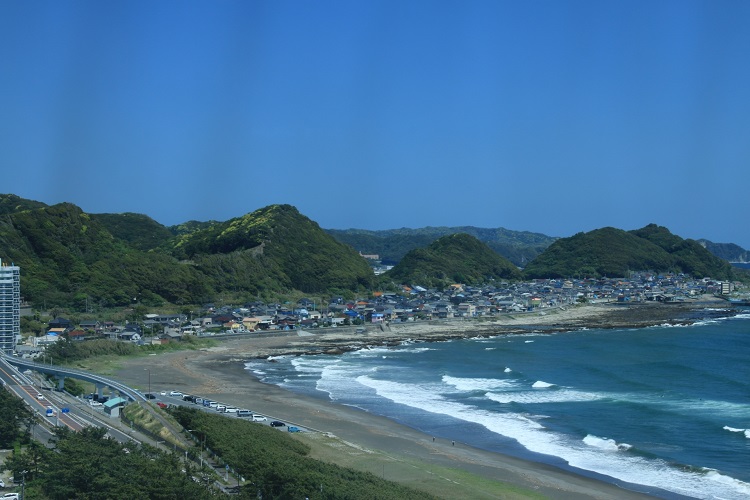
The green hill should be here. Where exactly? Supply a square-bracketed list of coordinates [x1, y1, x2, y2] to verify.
[0, 202, 212, 308]
[0, 193, 48, 215]
[385, 233, 522, 287]
[90, 212, 174, 251]
[326, 226, 555, 267]
[0, 201, 372, 309]
[523, 225, 736, 280]
[169, 204, 373, 294]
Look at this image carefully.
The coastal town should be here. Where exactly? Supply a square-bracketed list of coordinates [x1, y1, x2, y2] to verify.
[17, 272, 742, 352]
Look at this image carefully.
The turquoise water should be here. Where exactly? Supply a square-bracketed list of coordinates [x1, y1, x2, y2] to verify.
[245, 310, 750, 499]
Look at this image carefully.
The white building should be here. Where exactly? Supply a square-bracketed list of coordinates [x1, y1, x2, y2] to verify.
[0, 258, 21, 354]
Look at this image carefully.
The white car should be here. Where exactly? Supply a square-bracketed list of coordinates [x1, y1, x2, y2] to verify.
[251, 415, 267, 422]
[89, 400, 103, 407]
[168, 391, 183, 397]
[36, 393, 45, 400]
[2, 493, 20, 500]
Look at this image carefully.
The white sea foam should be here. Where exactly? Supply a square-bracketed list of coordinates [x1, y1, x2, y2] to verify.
[351, 375, 750, 499]
[583, 434, 632, 451]
[487, 388, 603, 405]
[723, 426, 750, 438]
[524, 340, 534, 343]
[442, 375, 519, 392]
[532, 380, 554, 388]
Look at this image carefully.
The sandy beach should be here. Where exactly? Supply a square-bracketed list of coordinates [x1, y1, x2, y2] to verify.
[110, 299, 731, 499]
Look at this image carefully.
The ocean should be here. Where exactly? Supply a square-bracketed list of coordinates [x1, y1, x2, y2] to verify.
[244, 309, 750, 499]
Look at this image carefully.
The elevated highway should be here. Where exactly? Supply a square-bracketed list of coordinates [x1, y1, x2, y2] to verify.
[0, 352, 146, 402]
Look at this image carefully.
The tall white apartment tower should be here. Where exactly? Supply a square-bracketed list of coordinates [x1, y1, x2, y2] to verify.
[0, 258, 20, 354]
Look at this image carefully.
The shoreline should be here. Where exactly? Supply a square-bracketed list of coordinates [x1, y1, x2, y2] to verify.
[111, 299, 733, 499]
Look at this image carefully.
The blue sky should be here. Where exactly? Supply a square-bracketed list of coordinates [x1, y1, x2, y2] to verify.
[2, 1, 749, 249]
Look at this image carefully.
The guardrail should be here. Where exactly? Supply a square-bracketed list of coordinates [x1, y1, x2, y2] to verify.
[0, 352, 146, 402]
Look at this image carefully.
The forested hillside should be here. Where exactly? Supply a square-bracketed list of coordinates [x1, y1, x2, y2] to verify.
[0, 197, 372, 309]
[523, 225, 736, 280]
[385, 233, 522, 287]
[327, 226, 555, 266]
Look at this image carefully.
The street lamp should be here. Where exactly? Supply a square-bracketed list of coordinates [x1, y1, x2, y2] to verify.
[187, 429, 206, 468]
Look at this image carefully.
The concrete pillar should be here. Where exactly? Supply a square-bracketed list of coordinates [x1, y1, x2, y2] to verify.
[96, 384, 104, 399]
[56, 375, 65, 391]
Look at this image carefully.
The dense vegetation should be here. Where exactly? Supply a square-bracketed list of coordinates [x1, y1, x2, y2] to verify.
[327, 226, 556, 266]
[0, 201, 212, 308]
[0, 193, 744, 313]
[170, 407, 436, 499]
[0, 388, 34, 448]
[4, 426, 217, 499]
[0, 197, 372, 309]
[385, 233, 522, 287]
[90, 212, 173, 252]
[523, 225, 737, 280]
[168, 204, 374, 293]
[0, 193, 47, 215]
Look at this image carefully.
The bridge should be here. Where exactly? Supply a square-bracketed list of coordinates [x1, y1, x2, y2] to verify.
[0, 352, 146, 402]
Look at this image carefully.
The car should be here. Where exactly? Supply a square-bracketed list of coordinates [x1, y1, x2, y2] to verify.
[89, 400, 102, 407]
[2, 493, 20, 500]
[160, 391, 167, 396]
[169, 391, 183, 397]
[287, 426, 301, 433]
[156, 402, 168, 409]
[251, 415, 267, 422]
[270, 421, 285, 427]
[36, 393, 44, 400]
[225, 407, 238, 414]
[144, 393, 156, 399]
[236, 409, 252, 417]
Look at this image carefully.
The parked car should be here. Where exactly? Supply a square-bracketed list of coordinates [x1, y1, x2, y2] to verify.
[237, 409, 252, 417]
[169, 391, 183, 397]
[270, 421, 285, 427]
[251, 415, 267, 422]
[225, 407, 238, 414]
[216, 405, 227, 412]
[2, 493, 20, 500]
[89, 400, 103, 407]
[144, 393, 156, 399]
[287, 426, 301, 433]
[156, 402, 168, 409]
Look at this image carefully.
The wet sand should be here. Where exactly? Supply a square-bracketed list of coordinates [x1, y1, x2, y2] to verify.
[111, 299, 730, 499]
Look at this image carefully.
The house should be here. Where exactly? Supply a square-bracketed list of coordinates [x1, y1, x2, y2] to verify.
[67, 330, 87, 342]
[79, 320, 101, 332]
[48, 317, 73, 330]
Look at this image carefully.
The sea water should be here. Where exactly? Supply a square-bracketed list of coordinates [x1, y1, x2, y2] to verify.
[245, 310, 750, 499]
